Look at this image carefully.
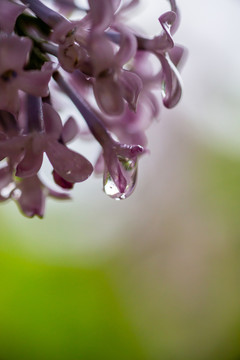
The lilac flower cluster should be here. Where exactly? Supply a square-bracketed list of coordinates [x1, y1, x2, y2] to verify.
[0, 0, 185, 218]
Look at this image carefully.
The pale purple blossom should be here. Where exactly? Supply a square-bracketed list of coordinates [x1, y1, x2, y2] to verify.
[0, 36, 52, 115]
[0, 0, 27, 34]
[0, 0, 186, 217]
[12, 174, 71, 218]
[0, 97, 93, 183]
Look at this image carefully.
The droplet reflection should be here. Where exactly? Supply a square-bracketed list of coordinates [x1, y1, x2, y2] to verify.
[103, 158, 138, 200]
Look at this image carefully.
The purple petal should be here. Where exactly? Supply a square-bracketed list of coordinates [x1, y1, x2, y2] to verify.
[146, 91, 161, 118]
[120, 0, 140, 12]
[46, 139, 93, 182]
[157, 11, 176, 49]
[16, 140, 44, 178]
[94, 152, 104, 174]
[89, 35, 114, 75]
[51, 18, 75, 44]
[119, 70, 143, 111]
[13, 176, 45, 218]
[156, 52, 182, 108]
[0, 36, 32, 73]
[43, 103, 63, 138]
[93, 76, 125, 116]
[52, 169, 74, 189]
[137, 11, 176, 52]
[103, 148, 140, 199]
[114, 25, 137, 66]
[115, 143, 145, 159]
[88, 0, 121, 33]
[104, 152, 127, 194]
[0, 0, 27, 34]
[103, 138, 146, 199]
[0, 84, 20, 115]
[58, 42, 88, 73]
[169, 0, 181, 34]
[0, 136, 26, 162]
[168, 45, 186, 69]
[16, 69, 51, 98]
[48, 188, 71, 200]
[62, 116, 79, 143]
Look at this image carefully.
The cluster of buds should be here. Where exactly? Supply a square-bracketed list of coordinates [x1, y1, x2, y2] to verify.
[0, 0, 185, 218]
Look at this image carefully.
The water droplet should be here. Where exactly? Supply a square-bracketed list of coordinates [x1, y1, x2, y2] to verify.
[161, 80, 166, 99]
[104, 175, 122, 200]
[103, 159, 138, 200]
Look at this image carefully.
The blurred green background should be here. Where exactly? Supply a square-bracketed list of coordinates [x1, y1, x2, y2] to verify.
[1, 0, 240, 359]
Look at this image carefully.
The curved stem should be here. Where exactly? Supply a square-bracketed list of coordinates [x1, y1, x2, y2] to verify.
[53, 71, 112, 147]
[40, 42, 59, 57]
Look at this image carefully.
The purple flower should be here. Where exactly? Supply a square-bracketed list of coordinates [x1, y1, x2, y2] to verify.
[53, 71, 146, 199]
[0, 0, 27, 34]
[0, 99, 93, 183]
[12, 175, 71, 218]
[0, 161, 70, 218]
[0, 36, 52, 115]
[90, 30, 142, 115]
[0, 0, 186, 217]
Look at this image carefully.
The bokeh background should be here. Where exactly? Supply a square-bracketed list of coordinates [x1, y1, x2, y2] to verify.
[1, 0, 240, 359]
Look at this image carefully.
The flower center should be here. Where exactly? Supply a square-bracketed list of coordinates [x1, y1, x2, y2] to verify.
[1, 69, 17, 82]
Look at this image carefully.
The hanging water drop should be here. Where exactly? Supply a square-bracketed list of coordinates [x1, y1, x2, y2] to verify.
[103, 158, 138, 200]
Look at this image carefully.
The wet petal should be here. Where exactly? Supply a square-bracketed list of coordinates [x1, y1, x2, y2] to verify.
[157, 52, 182, 108]
[104, 151, 127, 194]
[115, 143, 145, 159]
[157, 11, 176, 49]
[103, 148, 139, 199]
[138, 11, 176, 52]
[46, 139, 93, 183]
[103, 139, 146, 199]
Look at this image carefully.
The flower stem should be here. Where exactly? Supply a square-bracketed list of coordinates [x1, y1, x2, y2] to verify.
[26, 95, 44, 133]
[20, 0, 68, 27]
[53, 71, 112, 147]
